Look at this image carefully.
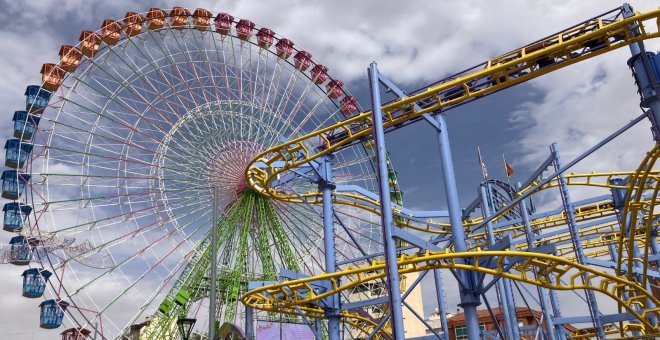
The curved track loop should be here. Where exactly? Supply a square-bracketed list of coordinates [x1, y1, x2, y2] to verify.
[245, 8, 660, 202]
[618, 145, 660, 298]
[242, 250, 660, 336]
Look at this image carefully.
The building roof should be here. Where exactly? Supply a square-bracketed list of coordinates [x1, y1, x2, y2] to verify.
[445, 307, 578, 333]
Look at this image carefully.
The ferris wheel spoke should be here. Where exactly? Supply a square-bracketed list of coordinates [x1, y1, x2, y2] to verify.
[66, 199, 213, 296]
[270, 200, 327, 273]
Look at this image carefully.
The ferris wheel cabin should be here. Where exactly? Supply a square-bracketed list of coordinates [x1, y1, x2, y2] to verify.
[170, 7, 191, 30]
[214, 13, 233, 35]
[9, 235, 38, 266]
[146, 8, 166, 31]
[60, 328, 92, 340]
[193, 8, 213, 31]
[78, 31, 101, 57]
[58, 45, 82, 73]
[123, 12, 145, 37]
[40, 64, 65, 92]
[3, 202, 32, 232]
[39, 299, 69, 329]
[21, 268, 52, 298]
[294, 51, 313, 71]
[5, 139, 33, 169]
[236, 19, 255, 41]
[275, 38, 294, 59]
[256, 27, 275, 49]
[24, 85, 51, 113]
[311, 64, 329, 84]
[1, 170, 30, 200]
[12, 111, 40, 140]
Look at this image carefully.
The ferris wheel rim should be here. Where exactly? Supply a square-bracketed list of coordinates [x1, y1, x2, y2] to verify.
[5, 6, 382, 338]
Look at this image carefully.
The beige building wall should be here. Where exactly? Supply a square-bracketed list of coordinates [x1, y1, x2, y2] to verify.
[401, 271, 428, 337]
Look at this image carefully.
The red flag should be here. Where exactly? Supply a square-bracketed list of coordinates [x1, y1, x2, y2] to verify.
[503, 154, 513, 178]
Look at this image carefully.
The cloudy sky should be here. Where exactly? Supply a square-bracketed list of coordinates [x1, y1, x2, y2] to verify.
[1, 0, 659, 338]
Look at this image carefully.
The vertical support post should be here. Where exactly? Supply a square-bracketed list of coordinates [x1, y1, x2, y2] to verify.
[245, 306, 254, 340]
[479, 185, 518, 340]
[368, 62, 406, 339]
[315, 318, 323, 340]
[518, 183, 559, 340]
[320, 154, 341, 340]
[209, 187, 218, 340]
[551, 143, 605, 339]
[433, 269, 450, 340]
[435, 113, 481, 340]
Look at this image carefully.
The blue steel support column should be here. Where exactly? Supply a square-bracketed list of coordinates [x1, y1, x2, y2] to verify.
[624, 5, 660, 328]
[479, 185, 517, 340]
[624, 3, 660, 141]
[432, 269, 450, 340]
[245, 306, 254, 340]
[320, 154, 341, 340]
[368, 62, 406, 339]
[517, 183, 559, 340]
[551, 143, 605, 339]
[435, 113, 481, 340]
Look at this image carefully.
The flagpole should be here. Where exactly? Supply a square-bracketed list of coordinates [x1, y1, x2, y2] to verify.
[477, 145, 488, 181]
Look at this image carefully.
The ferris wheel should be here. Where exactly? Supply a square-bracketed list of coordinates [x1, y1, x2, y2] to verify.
[2, 7, 385, 338]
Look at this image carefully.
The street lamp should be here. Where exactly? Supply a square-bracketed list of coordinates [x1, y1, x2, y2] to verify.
[176, 317, 196, 340]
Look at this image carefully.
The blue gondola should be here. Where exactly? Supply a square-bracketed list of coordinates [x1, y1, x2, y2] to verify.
[1, 170, 30, 200]
[12, 111, 40, 140]
[25, 85, 51, 114]
[3, 202, 32, 232]
[39, 299, 69, 329]
[9, 235, 31, 265]
[5, 139, 33, 169]
[22, 268, 52, 298]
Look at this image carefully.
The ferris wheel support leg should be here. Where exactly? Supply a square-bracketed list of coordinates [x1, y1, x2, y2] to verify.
[551, 143, 606, 339]
[480, 184, 520, 339]
[518, 184, 559, 340]
[368, 62, 406, 339]
[320, 154, 341, 340]
[432, 112, 481, 340]
[210, 186, 219, 340]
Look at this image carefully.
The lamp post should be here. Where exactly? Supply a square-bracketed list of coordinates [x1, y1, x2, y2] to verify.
[176, 318, 196, 340]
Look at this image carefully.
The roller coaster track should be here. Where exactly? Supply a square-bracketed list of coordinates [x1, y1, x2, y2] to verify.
[241, 250, 660, 334]
[245, 7, 660, 202]
[241, 5, 660, 338]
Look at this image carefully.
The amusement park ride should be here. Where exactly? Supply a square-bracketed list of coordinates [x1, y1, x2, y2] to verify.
[2, 2, 660, 340]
